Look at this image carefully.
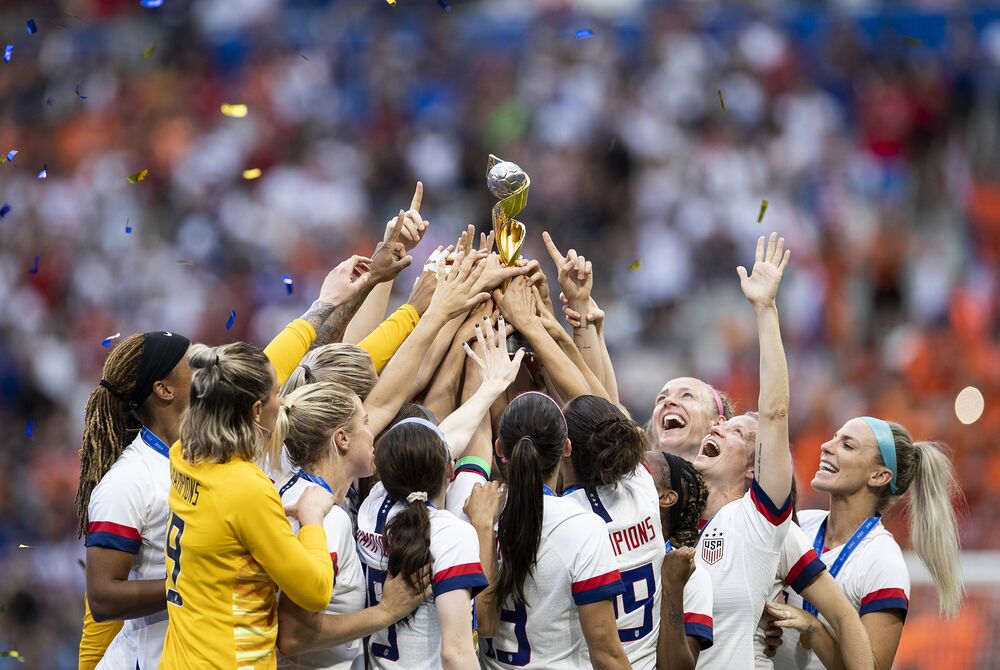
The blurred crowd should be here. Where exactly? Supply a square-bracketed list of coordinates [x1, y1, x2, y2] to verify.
[1, 0, 1000, 666]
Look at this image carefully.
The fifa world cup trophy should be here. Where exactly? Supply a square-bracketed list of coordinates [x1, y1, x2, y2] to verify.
[486, 154, 532, 354]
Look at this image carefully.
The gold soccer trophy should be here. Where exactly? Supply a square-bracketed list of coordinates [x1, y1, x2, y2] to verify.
[486, 154, 531, 354]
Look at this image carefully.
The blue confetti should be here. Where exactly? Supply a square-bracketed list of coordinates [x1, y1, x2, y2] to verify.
[437, 0, 451, 10]
[102, 332, 121, 347]
[27, 19, 38, 35]
[226, 310, 236, 330]
[75, 83, 87, 100]
[282, 274, 294, 294]
[6, 150, 17, 162]
[140, 0, 164, 6]
[0, 204, 9, 218]
[28, 256, 39, 274]
[45, 97, 53, 106]
[575, 29, 595, 40]
[25, 418, 34, 439]
[37, 164, 47, 179]
[125, 218, 132, 234]
[3, 45, 12, 63]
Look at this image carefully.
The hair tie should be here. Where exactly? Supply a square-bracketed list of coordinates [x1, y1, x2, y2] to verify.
[862, 416, 898, 494]
[214, 354, 220, 367]
[709, 386, 725, 417]
[300, 363, 313, 381]
[406, 491, 428, 503]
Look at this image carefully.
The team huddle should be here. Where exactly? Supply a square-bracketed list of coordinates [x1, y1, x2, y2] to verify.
[74, 182, 962, 670]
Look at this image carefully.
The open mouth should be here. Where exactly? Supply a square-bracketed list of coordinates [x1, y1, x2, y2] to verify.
[817, 459, 839, 475]
[701, 437, 721, 458]
[661, 413, 687, 432]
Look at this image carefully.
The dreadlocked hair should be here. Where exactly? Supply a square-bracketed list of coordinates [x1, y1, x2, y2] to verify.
[75, 334, 145, 537]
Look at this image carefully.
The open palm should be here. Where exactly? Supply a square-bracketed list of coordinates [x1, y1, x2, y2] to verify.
[737, 232, 790, 308]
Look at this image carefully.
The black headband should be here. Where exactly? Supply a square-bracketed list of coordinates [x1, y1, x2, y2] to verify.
[130, 331, 190, 407]
[662, 452, 687, 530]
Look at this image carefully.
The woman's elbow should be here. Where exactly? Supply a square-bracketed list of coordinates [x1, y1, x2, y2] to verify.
[87, 591, 119, 622]
[276, 628, 303, 657]
[440, 644, 476, 670]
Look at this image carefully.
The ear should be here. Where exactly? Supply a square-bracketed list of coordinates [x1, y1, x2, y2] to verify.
[562, 437, 572, 459]
[712, 414, 725, 426]
[868, 468, 893, 489]
[494, 438, 504, 460]
[251, 399, 263, 424]
[332, 426, 349, 454]
[659, 489, 678, 510]
[446, 459, 455, 481]
[151, 380, 174, 402]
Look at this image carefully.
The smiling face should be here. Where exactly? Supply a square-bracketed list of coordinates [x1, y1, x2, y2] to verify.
[692, 414, 758, 488]
[652, 377, 724, 459]
[811, 417, 894, 496]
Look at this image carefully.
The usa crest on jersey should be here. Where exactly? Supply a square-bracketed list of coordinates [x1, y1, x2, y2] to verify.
[702, 534, 724, 565]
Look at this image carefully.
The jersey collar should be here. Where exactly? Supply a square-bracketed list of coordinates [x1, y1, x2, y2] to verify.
[542, 484, 556, 497]
[140, 426, 171, 459]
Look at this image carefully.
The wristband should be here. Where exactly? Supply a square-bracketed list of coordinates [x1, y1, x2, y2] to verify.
[455, 455, 491, 479]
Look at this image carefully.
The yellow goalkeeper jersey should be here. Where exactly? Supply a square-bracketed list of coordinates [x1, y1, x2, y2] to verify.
[158, 442, 333, 669]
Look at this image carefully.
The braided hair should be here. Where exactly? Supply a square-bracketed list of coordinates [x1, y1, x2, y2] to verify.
[655, 452, 709, 548]
[75, 334, 145, 537]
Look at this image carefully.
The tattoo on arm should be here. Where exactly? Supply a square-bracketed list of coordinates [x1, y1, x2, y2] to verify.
[312, 303, 356, 348]
[300, 300, 336, 334]
[667, 594, 684, 637]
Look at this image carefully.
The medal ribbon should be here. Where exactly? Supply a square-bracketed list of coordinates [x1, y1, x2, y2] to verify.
[802, 514, 880, 615]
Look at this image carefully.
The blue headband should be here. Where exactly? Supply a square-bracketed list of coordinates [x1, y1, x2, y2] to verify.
[862, 416, 897, 494]
[389, 417, 451, 459]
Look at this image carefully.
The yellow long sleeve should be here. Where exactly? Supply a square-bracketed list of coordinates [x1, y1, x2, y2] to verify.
[78, 597, 123, 670]
[358, 304, 419, 373]
[263, 319, 317, 385]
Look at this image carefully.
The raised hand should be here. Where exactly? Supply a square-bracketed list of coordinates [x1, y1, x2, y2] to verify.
[737, 232, 790, 309]
[473, 252, 531, 294]
[518, 258, 555, 314]
[370, 210, 414, 284]
[426, 234, 490, 320]
[382, 182, 428, 252]
[561, 295, 605, 331]
[492, 276, 536, 330]
[662, 546, 697, 590]
[454, 300, 497, 346]
[319, 255, 373, 306]
[542, 231, 593, 305]
[406, 261, 440, 316]
[464, 314, 525, 392]
[380, 565, 432, 618]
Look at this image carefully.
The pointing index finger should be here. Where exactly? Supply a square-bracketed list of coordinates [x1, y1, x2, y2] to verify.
[410, 181, 423, 212]
[542, 231, 565, 265]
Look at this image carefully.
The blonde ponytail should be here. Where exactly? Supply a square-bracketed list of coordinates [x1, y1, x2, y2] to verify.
[273, 382, 359, 471]
[908, 441, 963, 617]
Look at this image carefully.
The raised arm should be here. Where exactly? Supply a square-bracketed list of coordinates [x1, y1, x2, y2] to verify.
[535, 296, 611, 402]
[562, 296, 619, 405]
[737, 233, 792, 507]
[657, 547, 698, 670]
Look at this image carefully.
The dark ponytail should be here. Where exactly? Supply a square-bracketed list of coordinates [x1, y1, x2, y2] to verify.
[375, 420, 449, 592]
[495, 393, 567, 606]
[565, 395, 645, 488]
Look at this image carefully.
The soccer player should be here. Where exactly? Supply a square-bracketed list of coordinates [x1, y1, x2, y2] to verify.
[766, 419, 962, 670]
[159, 341, 337, 669]
[270, 381, 428, 669]
[646, 452, 714, 668]
[649, 379, 733, 460]
[560, 395, 663, 669]
[688, 233, 794, 670]
[480, 392, 630, 670]
[355, 418, 488, 670]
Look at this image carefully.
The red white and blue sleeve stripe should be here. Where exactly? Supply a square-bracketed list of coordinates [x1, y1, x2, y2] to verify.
[859, 588, 909, 617]
[330, 552, 340, 581]
[86, 521, 141, 554]
[750, 480, 792, 526]
[784, 549, 826, 594]
[433, 563, 489, 598]
[571, 570, 625, 606]
[683, 613, 713, 649]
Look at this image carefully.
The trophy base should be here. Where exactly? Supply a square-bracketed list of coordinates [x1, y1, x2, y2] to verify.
[506, 329, 533, 356]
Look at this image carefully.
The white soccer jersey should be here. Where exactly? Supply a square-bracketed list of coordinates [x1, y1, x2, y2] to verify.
[481, 491, 626, 670]
[356, 483, 488, 670]
[676, 550, 715, 650]
[753, 522, 826, 670]
[562, 465, 664, 670]
[695, 480, 792, 670]
[275, 470, 367, 670]
[86, 427, 171, 670]
[773, 510, 910, 670]
[445, 459, 490, 523]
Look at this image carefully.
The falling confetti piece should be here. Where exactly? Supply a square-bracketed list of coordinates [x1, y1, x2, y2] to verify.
[955, 386, 985, 425]
[282, 274, 294, 294]
[175, 259, 193, 265]
[757, 199, 768, 223]
[28, 256, 39, 274]
[45, 97, 53, 106]
[242, 168, 262, 180]
[127, 168, 149, 183]
[6, 150, 17, 162]
[77, 559, 85, 570]
[18, 545, 33, 549]
[27, 19, 38, 34]
[904, 36, 922, 46]
[386, 0, 396, 5]
[37, 164, 47, 179]
[125, 218, 132, 234]
[75, 83, 88, 99]
[629, 260, 641, 272]
[0, 204, 10, 218]
[0, 650, 23, 662]
[575, 29, 595, 40]
[226, 310, 237, 330]
[718, 89, 725, 112]
[25, 418, 34, 439]
[140, 0, 164, 7]
[141, 42, 157, 59]
[437, 0, 451, 9]
[102, 332, 121, 347]
[3, 45, 12, 63]
[220, 103, 248, 118]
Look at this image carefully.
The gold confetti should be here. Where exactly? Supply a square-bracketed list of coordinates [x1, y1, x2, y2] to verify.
[717, 89, 725, 113]
[629, 260, 641, 272]
[18, 544, 33, 549]
[220, 103, 248, 118]
[757, 199, 768, 223]
[141, 42, 156, 59]
[903, 36, 922, 46]
[127, 169, 149, 184]
[955, 386, 985, 425]
[386, 0, 396, 4]
[242, 168, 262, 180]
[0, 650, 24, 662]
